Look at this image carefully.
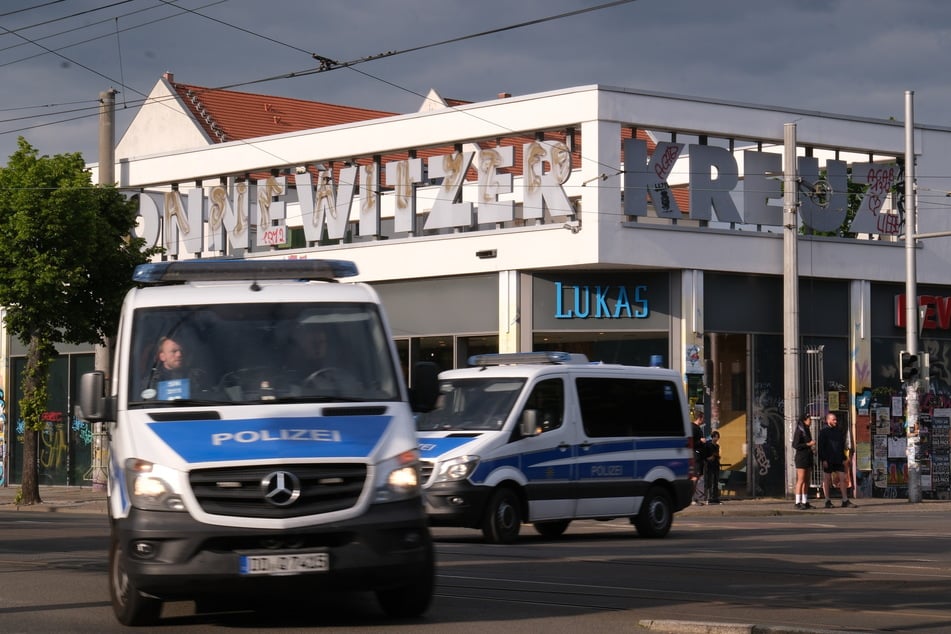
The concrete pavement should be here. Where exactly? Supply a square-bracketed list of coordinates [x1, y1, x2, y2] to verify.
[2, 484, 947, 634]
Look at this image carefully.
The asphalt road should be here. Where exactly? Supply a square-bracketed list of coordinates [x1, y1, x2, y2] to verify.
[2, 504, 950, 633]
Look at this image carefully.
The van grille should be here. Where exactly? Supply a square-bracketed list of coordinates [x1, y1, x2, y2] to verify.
[189, 464, 368, 518]
[419, 460, 434, 484]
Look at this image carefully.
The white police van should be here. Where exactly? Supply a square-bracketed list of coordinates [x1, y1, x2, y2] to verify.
[415, 352, 694, 543]
[79, 259, 438, 626]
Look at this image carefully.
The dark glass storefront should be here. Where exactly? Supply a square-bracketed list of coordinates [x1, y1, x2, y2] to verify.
[7, 353, 94, 486]
[705, 274, 850, 497]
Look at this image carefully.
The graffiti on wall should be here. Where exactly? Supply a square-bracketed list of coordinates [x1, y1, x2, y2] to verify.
[751, 384, 785, 496]
[15, 410, 93, 485]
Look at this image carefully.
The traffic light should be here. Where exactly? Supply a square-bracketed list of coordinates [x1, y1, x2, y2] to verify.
[900, 351, 919, 383]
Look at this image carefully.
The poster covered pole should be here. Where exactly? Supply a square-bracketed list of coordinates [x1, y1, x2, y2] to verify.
[783, 123, 800, 498]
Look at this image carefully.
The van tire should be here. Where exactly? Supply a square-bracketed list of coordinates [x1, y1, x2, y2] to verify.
[632, 487, 673, 538]
[109, 535, 162, 626]
[533, 519, 571, 538]
[375, 542, 435, 617]
[482, 488, 522, 544]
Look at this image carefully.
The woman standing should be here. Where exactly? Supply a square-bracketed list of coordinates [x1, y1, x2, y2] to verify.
[792, 414, 816, 509]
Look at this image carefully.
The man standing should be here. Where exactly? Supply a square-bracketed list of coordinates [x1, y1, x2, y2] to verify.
[691, 412, 706, 505]
[704, 430, 722, 504]
[818, 412, 857, 508]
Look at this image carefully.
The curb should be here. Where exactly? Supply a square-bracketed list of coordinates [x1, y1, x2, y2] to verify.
[638, 619, 847, 634]
[0, 500, 108, 513]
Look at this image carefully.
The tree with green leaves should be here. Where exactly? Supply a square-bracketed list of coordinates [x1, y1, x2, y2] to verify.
[0, 138, 155, 505]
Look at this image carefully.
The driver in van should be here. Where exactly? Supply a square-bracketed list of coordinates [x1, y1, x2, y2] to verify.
[143, 336, 204, 399]
[154, 336, 187, 381]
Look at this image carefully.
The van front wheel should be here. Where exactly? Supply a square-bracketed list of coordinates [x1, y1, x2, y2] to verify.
[376, 541, 435, 617]
[632, 488, 673, 538]
[482, 488, 522, 544]
[109, 535, 162, 626]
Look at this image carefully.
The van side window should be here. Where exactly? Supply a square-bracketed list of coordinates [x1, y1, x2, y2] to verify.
[576, 377, 683, 437]
[522, 378, 565, 433]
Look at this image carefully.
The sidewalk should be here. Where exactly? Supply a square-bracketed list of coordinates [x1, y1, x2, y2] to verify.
[0, 484, 109, 514]
[1, 484, 949, 515]
[679, 495, 951, 516]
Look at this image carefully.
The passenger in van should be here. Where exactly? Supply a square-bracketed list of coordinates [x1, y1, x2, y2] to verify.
[288, 322, 361, 394]
[287, 323, 331, 376]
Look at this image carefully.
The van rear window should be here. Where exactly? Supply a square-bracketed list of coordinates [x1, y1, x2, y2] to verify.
[575, 377, 684, 437]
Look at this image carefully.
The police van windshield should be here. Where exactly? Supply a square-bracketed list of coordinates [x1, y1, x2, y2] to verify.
[128, 302, 400, 407]
[416, 378, 525, 431]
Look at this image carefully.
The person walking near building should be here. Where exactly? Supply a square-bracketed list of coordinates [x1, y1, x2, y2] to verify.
[818, 412, 857, 508]
[691, 412, 706, 505]
[792, 414, 816, 509]
[704, 430, 722, 504]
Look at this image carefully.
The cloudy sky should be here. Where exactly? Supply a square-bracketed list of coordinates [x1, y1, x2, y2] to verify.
[2, 0, 949, 165]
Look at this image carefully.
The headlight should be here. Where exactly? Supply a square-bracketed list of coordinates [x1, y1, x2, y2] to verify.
[375, 449, 422, 503]
[124, 458, 186, 512]
[433, 455, 479, 483]
[388, 465, 419, 491]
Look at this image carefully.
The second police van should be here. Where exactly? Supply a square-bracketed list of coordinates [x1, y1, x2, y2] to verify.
[416, 352, 694, 543]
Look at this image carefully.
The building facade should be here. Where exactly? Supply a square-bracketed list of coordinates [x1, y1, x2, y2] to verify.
[4, 83, 951, 498]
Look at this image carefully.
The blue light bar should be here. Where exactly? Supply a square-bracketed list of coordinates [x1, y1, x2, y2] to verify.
[468, 351, 587, 366]
[133, 259, 359, 284]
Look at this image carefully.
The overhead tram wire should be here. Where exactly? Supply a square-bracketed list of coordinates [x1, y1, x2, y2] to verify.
[0, 0, 643, 176]
[0, 0, 137, 41]
[0, 1, 227, 62]
[0, 1, 638, 128]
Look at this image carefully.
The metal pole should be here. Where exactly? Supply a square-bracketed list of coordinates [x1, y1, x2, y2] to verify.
[92, 89, 118, 492]
[98, 89, 117, 185]
[905, 90, 921, 503]
[783, 123, 800, 498]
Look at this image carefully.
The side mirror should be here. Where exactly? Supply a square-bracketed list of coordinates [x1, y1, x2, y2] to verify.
[409, 362, 440, 413]
[520, 409, 540, 437]
[79, 371, 115, 422]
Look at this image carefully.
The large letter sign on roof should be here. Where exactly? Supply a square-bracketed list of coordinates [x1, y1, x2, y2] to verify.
[797, 157, 849, 233]
[688, 145, 741, 223]
[849, 164, 902, 235]
[623, 139, 684, 219]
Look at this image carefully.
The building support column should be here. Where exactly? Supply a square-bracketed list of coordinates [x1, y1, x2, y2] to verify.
[850, 279, 872, 497]
[498, 270, 520, 353]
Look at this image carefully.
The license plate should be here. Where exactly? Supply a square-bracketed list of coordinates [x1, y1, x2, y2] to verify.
[239, 552, 329, 575]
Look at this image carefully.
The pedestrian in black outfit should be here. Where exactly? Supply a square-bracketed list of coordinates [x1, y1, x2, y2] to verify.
[818, 412, 857, 508]
[792, 414, 815, 509]
[704, 430, 722, 504]
[691, 413, 706, 505]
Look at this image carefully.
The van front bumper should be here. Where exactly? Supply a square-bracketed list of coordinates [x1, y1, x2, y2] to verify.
[115, 498, 432, 600]
[422, 480, 492, 528]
